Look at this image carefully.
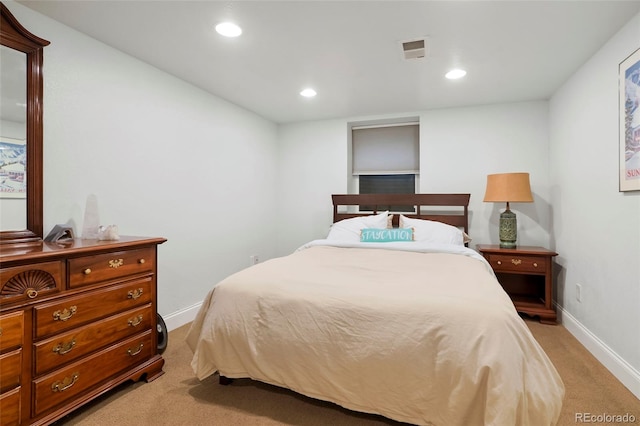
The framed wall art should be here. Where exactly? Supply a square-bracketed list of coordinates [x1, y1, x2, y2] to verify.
[620, 47, 640, 192]
[0, 137, 27, 198]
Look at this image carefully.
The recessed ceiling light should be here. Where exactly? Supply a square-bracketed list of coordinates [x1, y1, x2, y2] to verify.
[300, 88, 317, 98]
[215, 22, 242, 37]
[445, 69, 467, 79]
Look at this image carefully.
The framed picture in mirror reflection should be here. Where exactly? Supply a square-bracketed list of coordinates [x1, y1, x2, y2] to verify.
[0, 137, 27, 198]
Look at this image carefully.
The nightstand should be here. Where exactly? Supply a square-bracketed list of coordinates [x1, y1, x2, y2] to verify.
[476, 244, 558, 324]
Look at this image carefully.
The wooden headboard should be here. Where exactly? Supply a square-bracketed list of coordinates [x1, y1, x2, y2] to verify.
[331, 193, 471, 235]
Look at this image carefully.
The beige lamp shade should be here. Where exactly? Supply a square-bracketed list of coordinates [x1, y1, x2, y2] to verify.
[483, 173, 533, 203]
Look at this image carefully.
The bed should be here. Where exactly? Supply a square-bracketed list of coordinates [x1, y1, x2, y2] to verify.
[186, 193, 564, 426]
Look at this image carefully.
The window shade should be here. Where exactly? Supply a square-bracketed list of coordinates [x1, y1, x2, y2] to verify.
[352, 124, 419, 175]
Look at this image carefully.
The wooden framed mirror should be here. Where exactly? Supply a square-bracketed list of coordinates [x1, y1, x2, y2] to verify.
[0, 3, 49, 245]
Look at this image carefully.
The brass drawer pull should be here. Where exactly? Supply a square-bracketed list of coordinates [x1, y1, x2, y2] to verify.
[138, 258, 146, 264]
[127, 343, 144, 356]
[53, 339, 76, 355]
[109, 258, 124, 269]
[51, 372, 79, 392]
[128, 315, 143, 327]
[27, 288, 38, 299]
[511, 259, 522, 266]
[127, 288, 143, 300]
[496, 260, 502, 265]
[533, 262, 538, 267]
[83, 268, 91, 275]
[53, 306, 77, 321]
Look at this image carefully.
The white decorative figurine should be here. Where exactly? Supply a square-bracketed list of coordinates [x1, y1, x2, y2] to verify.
[97, 225, 120, 241]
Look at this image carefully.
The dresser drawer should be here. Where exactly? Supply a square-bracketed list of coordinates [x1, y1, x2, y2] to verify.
[33, 330, 153, 416]
[68, 247, 155, 288]
[0, 311, 23, 352]
[487, 254, 547, 274]
[0, 386, 21, 426]
[34, 277, 152, 339]
[0, 261, 63, 303]
[0, 348, 21, 393]
[34, 304, 153, 375]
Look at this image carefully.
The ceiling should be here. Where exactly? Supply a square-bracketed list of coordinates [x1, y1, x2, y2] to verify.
[17, 0, 640, 124]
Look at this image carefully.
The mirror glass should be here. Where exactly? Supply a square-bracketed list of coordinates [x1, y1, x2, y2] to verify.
[0, 45, 27, 231]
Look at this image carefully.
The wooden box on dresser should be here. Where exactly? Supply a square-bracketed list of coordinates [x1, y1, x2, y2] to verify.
[0, 236, 166, 425]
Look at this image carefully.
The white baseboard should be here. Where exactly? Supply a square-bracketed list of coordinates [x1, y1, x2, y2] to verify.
[557, 305, 640, 400]
[161, 302, 202, 332]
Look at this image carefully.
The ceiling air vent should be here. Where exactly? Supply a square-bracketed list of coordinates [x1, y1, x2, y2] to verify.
[401, 38, 427, 60]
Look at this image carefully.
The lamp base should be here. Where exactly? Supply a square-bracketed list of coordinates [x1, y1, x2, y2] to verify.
[499, 207, 517, 248]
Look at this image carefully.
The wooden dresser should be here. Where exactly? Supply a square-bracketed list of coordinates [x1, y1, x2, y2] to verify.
[0, 236, 166, 425]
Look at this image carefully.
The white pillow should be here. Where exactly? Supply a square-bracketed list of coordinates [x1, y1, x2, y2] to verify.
[399, 215, 464, 246]
[327, 211, 389, 242]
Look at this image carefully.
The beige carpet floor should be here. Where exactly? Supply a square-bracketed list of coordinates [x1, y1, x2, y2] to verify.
[53, 319, 640, 426]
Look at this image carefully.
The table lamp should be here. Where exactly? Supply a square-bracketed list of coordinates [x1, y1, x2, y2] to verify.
[483, 172, 533, 248]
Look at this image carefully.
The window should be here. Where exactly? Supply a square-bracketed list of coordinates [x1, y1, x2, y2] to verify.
[359, 174, 415, 211]
[351, 122, 419, 211]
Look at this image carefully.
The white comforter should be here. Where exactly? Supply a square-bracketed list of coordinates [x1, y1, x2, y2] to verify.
[186, 241, 564, 426]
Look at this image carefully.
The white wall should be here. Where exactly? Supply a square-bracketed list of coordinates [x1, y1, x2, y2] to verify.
[276, 119, 348, 254]
[6, 2, 279, 321]
[420, 103, 551, 248]
[549, 11, 640, 395]
[276, 102, 551, 255]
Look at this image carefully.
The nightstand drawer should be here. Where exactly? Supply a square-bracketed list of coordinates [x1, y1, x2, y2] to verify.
[487, 254, 546, 273]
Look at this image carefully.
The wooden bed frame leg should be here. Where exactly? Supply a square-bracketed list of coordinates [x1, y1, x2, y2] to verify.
[219, 375, 233, 385]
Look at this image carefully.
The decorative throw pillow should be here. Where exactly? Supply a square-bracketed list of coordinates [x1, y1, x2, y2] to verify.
[326, 211, 389, 242]
[399, 215, 464, 246]
[360, 228, 414, 242]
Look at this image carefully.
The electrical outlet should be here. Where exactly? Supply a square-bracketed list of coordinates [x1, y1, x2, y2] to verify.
[576, 283, 582, 302]
[250, 255, 259, 265]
